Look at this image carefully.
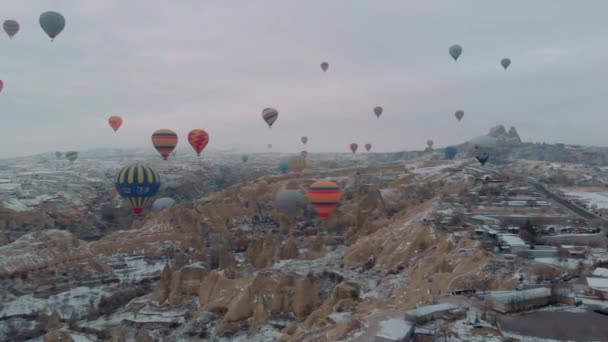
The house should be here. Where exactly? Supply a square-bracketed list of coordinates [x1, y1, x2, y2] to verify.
[499, 234, 528, 253]
[487, 287, 570, 313]
[374, 318, 414, 342]
[469, 215, 501, 225]
[592, 267, 608, 278]
[507, 226, 520, 234]
[586, 277, 608, 297]
[560, 245, 589, 259]
[404, 303, 467, 324]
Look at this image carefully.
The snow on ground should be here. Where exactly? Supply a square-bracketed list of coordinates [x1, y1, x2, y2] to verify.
[534, 257, 593, 270]
[107, 255, 167, 283]
[560, 188, 608, 209]
[376, 318, 412, 340]
[0, 286, 109, 319]
[215, 325, 282, 342]
[2, 194, 56, 211]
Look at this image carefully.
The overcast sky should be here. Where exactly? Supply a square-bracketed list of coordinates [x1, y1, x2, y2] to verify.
[1, 1, 607, 158]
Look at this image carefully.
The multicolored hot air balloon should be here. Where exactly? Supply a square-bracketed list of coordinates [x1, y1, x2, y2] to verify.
[350, 143, 358, 154]
[262, 108, 278, 128]
[374, 106, 383, 118]
[3, 20, 19, 39]
[308, 180, 342, 220]
[321, 62, 329, 72]
[301, 150, 308, 159]
[242, 155, 249, 163]
[65, 151, 78, 163]
[39, 11, 65, 41]
[279, 160, 289, 174]
[501, 58, 511, 70]
[365, 143, 372, 152]
[444, 146, 458, 160]
[108, 115, 123, 132]
[449, 44, 462, 61]
[115, 163, 160, 215]
[187, 129, 209, 156]
[288, 156, 306, 176]
[151, 129, 178, 160]
[454, 110, 464, 121]
[301, 136, 308, 144]
[276, 189, 307, 216]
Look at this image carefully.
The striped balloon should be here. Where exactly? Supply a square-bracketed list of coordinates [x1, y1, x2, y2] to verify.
[307, 180, 342, 220]
[115, 163, 160, 215]
[151, 129, 178, 160]
[3, 20, 19, 39]
[108, 115, 123, 132]
[187, 129, 209, 156]
[288, 156, 307, 177]
[262, 108, 278, 128]
[65, 151, 78, 163]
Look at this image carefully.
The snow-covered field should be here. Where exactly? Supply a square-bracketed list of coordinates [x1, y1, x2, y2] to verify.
[560, 187, 608, 208]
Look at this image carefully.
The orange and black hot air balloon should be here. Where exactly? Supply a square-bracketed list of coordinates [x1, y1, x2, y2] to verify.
[307, 180, 342, 220]
[187, 129, 209, 156]
[108, 115, 123, 132]
[151, 129, 178, 160]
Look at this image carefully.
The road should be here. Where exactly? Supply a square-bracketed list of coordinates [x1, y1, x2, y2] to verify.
[528, 178, 601, 221]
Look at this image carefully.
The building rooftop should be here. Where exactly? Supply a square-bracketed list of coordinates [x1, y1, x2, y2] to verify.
[592, 268, 608, 278]
[376, 318, 413, 340]
[499, 234, 528, 247]
[587, 277, 608, 290]
[488, 287, 551, 303]
[405, 303, 461, 318]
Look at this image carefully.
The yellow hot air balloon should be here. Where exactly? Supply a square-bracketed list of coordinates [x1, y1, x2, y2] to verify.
[288, 156, 307, 177]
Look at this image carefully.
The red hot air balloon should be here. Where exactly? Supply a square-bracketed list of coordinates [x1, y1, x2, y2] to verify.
[365, 143, 372, 152]
[454, 110, 464, 121]
[301, 150, 308, 158]
[108, 115, 123, 132]
[308, 180, 342, 220]
[350, 143, 358, 153]
[187, 129, 210, 156]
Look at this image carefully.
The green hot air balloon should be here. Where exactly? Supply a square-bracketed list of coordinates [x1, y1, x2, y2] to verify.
[449, 44, 462, 61]
[65, 151, 78, 163]
[275, 189, 307, 216]
[39, 11, 66, 41]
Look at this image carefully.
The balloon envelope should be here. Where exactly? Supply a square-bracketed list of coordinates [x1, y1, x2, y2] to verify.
[262, 108, 279, 127]
[151, 129, 178, 160]
[0, 80, 3, 93]
[350, 143, 358, 153]
[187, 129, 210, 156]
[426, 139, 434, 148]
[115, 163, 161, 215]
[108, 116, 123, 132]
[449, 44, 462, 61]
[374, 106, 383, 118]
[288, 156, 306, 176]
[39, 11, 65, 40]
[501, 58, 511, 70]
[365, 143, 372, 152]
[3, 20, 19, 38]
[455, 110, 464, 121]
[242, 155, 249, 162]
[444, 146, 458, 159]
[301, 136, 308, 144]
[65, 151, 78, 162]
[279, 160, 289, 174]
[151, 197, 175, 212]
[321, 62, 329, 72]
[268, 143, 272, 149]
[308, 180, 341, 220]
[276, 190, 307, 216]
[55, 152, 62, 158]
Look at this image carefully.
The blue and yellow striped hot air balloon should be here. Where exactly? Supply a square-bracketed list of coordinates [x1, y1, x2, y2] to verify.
[115, 163, 161, 215]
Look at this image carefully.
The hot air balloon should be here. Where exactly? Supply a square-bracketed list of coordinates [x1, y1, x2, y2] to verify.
[3, 20, 19, 39]
[308, 180, 342, 220]
[65, 151, 78, 163]
[426, 140, 434, 148]
[39, 11, 65, 41]
[350, 143, 358, 154]
[455, 110, 464, 121]
[55, 151, 62, 159]
[187, 129, 209, 156]
[288, 156, 306, 176]
[301, 150, 308, 158]
[320, 62, 329, 72]
[0, 80, 3, 94]
[262, 108, 278, 128]
[276, 189, 307, 216]
[151, 129, 178, 160]
[108, 116, 123, 132]
[501, 58, 511, 70]
[374, 106, 383, 118]
[151, 197, 175, 212]
[279, 160, 289, 174]
[449, 44, 462, 61]
[301, 136, 308, 144]
[268, 143, 272, 149]
[444, 146, 458, 160]
[242, 155, 249, 163]
[365, 143, 372, 152]
[475, 152, 489, 166]
[469, 135, 497, 165]
[115, 163, 160, 215]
